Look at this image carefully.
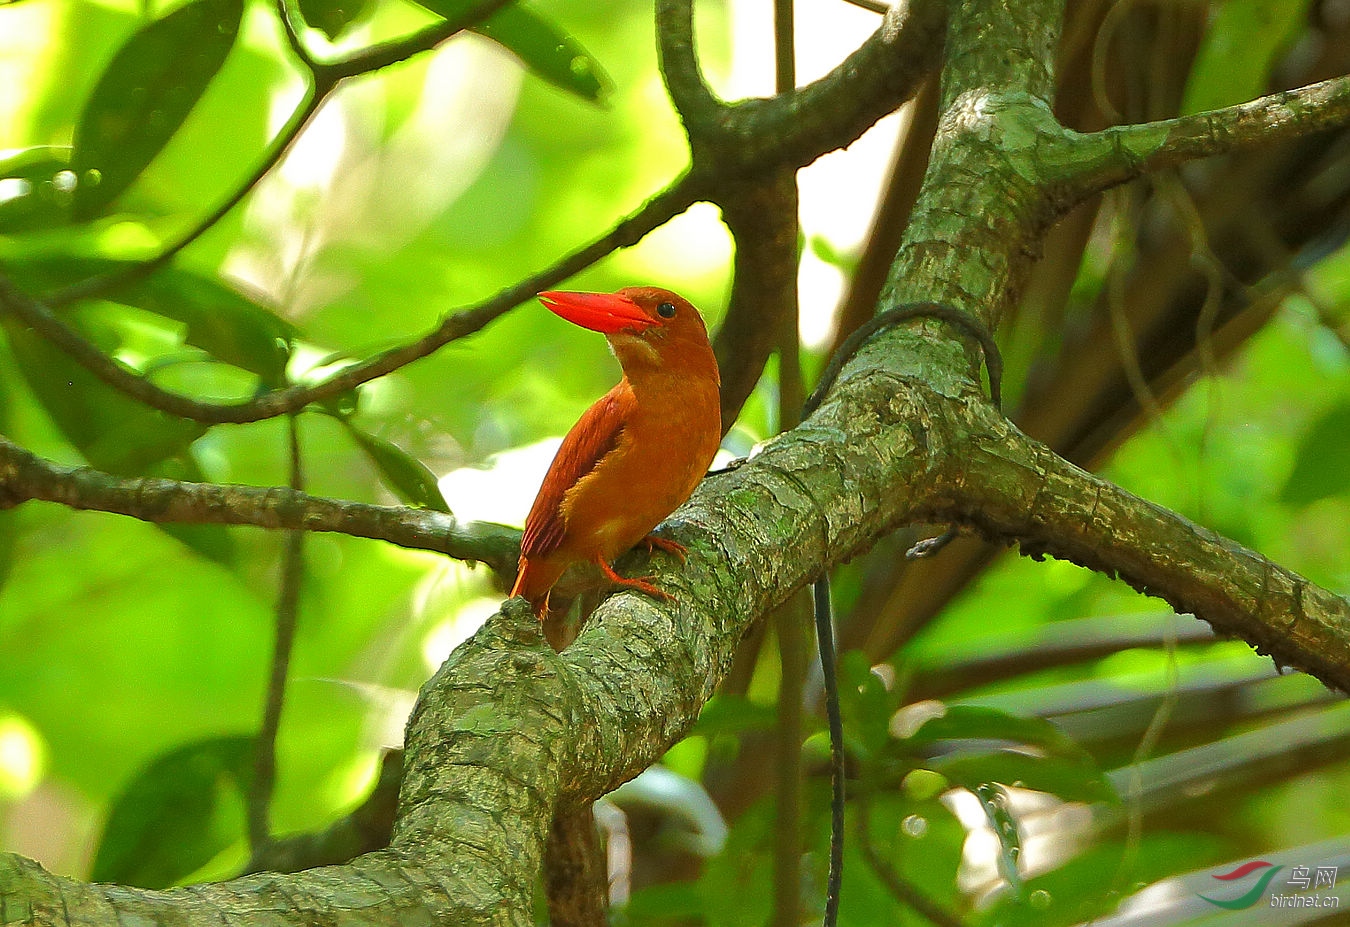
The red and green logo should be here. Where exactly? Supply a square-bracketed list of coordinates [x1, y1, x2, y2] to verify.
[1199, 861, 1284, 910]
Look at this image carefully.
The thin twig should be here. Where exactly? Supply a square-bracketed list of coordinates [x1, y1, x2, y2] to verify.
[839, 0, 889, 12]
[320, 0, 512, 81]
[248, 415, 307, 852]
[273, 0, 320, 72]
[42, 0, 517, 309]
[44, 87, 325, 307]
[772, 596, 807, 927]
[0, 431, 522, 573]
[0, 176, 702, 425]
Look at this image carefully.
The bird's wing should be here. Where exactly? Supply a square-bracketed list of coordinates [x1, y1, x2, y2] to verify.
[520, 380, 636, 558]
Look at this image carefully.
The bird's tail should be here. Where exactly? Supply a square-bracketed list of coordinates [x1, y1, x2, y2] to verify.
[510, 557, 561, 619]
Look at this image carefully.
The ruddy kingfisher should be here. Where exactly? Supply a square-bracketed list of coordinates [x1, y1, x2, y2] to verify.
[510, 287, 721, 634]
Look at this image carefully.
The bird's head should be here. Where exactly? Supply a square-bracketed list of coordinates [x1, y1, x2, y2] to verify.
[538, 287, 718, 382]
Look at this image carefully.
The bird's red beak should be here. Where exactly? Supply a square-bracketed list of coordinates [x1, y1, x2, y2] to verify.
[539, 290, 657, 335]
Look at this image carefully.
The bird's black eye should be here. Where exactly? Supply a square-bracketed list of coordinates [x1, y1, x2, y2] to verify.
[657, 301, 677, 319]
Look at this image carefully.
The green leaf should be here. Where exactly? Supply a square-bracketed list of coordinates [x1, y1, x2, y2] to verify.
[72, 0, 245, 219]
[626, 882, 706, 923]
[475, 5, 611, 102]
[413, 0, 612, 103]
[1181, 0, 1313, 115]
[1280, 402, 1350, 506]
[808, 235, 857, 275]
[692, 695, 777, 737]
[4, 258, 296, 386]
[124, 270, 296, 388]
[297, 0, 374, 40]
[342, 422, 451, 513]
[974, 782, 1024, 893]
[902, 705, 1085, 759]
[91, 735, 253, 888]
[1, 316, 207, 475]
[838, 649, 894, 758]
[0, 146, 75, 233]
[929, 751, 1118, 805]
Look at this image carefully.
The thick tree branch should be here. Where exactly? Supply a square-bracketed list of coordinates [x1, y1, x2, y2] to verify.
[1052, 74, 1350, 202]
[657, 0, 947, 174]
[543, 808, 608, 927]
[927, 406, 1350, 689]
[0, 432, 520, 574]
[712, 172, 800, 431]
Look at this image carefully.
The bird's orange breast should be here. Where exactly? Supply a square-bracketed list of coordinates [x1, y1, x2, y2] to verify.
[513, 371, 720, 608]
[559, 378, 720, 562]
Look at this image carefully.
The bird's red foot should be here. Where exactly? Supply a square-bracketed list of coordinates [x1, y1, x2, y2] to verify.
[597, 557, 675, 601]
[641, 534, 688, 563]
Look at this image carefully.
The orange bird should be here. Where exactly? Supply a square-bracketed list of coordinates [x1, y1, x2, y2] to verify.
[511, 286, 721, 622]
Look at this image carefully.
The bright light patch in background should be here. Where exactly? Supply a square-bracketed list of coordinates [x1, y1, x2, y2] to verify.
[0, 714, 47, 799]
[440, 438, 562, 527]
[946, 784, 1092, 901]
[620, 202, 734, 291]
[712, 0, 909, 348]
[422, 596, 506, 672]
[0, 2, 56, 141]
[278, 96, 349, 191]
[0, 177, 30, 205]
[319, 750, 383, 811]
[228, 36, 521, 311]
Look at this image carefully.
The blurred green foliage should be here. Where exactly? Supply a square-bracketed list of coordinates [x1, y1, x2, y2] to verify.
[0, 0, 1348, 923]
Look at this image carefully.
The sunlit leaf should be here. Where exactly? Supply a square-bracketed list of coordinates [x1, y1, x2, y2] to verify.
[838, 649, 894, 758]
[976, 781, 1025, 894]
[413, 0, 612, 103]
[91, 735, 253, 888]
[297, 0, 374, 40]
[124, 269, 296, 388]
[5, 258, 296, 386]
[0, 146, 75, 232]
[1181, 0, 1313, 115]
[929, 751, 1117, 804]
[342, 421, 451, 513]
[808, 235, 857, 275]
[1280, 402, 1350, 506]
[0, 369, 14, 594]
[72, 0, 245, 218]
[692, 694, 777, 737]
[1, 316, 207, 475]
[902, 705, 1087, 760]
